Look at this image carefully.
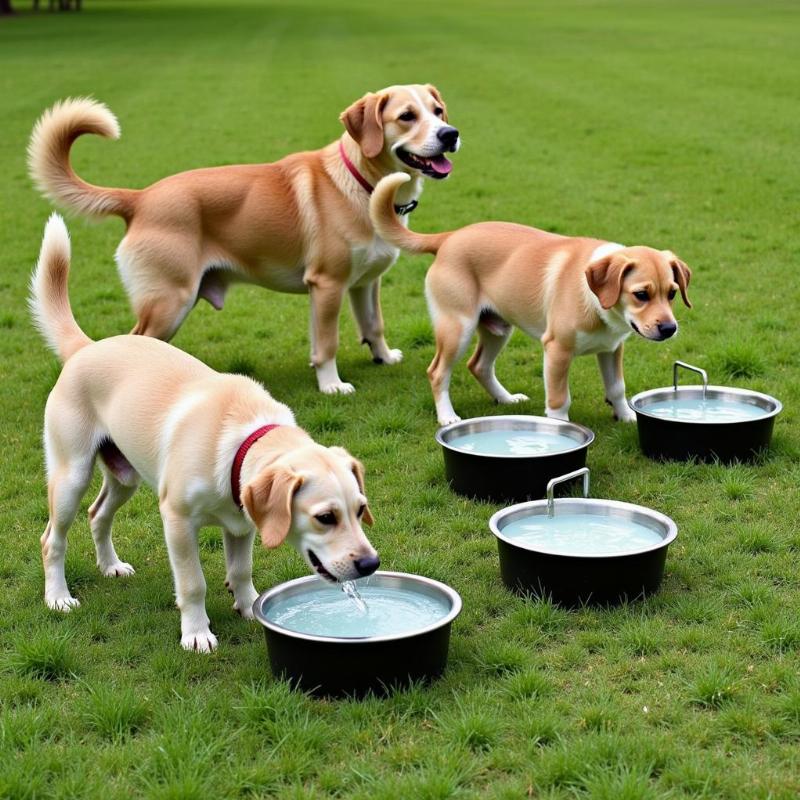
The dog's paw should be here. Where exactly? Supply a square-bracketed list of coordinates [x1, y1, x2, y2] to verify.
[100, 560, 135, 578]
[232, 590, 259, 620]
[499, 392, 529, 405]
[46, 594, 80, 612]
[438, 414, 462, 427]
[321, 381, 356, 395]
[234, 602, 256, 621]
[545, 407, 570, 421]
[615, 407, 637, 423]
[380, 348, 403, 365]
[181, 630, 218, 653]
[611, 403, 637, 423]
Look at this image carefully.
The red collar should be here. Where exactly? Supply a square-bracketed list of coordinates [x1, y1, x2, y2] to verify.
[338, 139, 418, 216]
[231, 424, 281, 509]
[339, 138, 375, 195]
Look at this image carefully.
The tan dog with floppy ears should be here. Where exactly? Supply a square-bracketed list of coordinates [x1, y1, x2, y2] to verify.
[30, 215, 380, 653]
[28, 85, 459, 394]
[370, 173, 692, 425]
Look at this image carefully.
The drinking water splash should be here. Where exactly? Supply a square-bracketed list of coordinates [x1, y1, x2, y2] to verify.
[341, 580, 368, 614]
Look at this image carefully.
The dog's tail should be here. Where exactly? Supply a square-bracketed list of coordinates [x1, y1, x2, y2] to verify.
[369, 173, 451, 255]
[28, 98, 136, 220]
[29, 214, 93, 363]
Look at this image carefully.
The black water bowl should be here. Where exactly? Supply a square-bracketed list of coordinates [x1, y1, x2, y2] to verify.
[436, 415, 594, 503]
[489, 469, 678, 607]
[630, 361, 782, 463]
[252, 572, 462, 697]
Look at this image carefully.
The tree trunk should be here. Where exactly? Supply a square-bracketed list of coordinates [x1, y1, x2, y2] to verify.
[0, 0, 15, 16]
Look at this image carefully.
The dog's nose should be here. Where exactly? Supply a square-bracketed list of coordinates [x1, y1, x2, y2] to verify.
[436, 126, 459, 150]
[657, 321, 677, 339]
[353, 555, 380, 577]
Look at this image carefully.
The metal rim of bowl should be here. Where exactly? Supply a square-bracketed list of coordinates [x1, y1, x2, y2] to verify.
[252, 571, 463, 644]
[629, 385, 782, 424]
[435, 414, 595, 459]
[489, 497, 678, 559]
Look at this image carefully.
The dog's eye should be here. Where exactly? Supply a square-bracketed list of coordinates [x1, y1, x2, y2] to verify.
[357, 504, 366, 518]
[398, 110, 417, 122]
[668, 288, 677, 301]
[633, 290, 650, 302]
[433, 107, 444, 117]
[315, 512, 337, 526]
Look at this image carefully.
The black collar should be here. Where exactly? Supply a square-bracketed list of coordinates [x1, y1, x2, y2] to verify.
[394, 199, 418, 216]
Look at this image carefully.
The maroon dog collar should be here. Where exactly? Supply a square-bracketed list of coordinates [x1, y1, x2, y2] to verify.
[231, 424, 281, 509]
[338, 139, 418, 216]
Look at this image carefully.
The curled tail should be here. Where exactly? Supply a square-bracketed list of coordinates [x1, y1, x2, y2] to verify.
[369, 173, 450, 255]
[29, 214, 93, 363]
[28, 98, 136, 220]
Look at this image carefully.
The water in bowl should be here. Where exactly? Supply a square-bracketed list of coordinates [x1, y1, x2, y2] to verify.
[502, 513, 663, 555]
[448, 429, 578, 456]
[265, 584, 450, 638]
[645, 397, 768, 422]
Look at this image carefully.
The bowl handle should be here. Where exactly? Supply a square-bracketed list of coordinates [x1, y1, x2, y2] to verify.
[673, 361, 708, 400]
[547, 467, 590, 517]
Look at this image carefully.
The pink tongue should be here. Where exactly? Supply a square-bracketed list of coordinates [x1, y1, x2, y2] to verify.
[430, 155, 453, 175]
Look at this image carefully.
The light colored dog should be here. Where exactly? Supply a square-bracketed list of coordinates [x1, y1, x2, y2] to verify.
[370, 173, 692, 425]
[30, 215, 380, 652]
[28, 85, 459, 394]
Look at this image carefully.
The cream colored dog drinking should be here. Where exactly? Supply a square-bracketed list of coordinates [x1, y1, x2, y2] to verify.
[30, 215, 379, 652]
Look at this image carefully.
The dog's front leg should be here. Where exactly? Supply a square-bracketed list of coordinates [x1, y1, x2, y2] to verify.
[160, 503, 217, 653]
[223, 529, 258, 620]
[542, 339, 574, 421]
[349, 280, 403, 365]
[308, 279, 354, 395]
[597, 345, 636, 422]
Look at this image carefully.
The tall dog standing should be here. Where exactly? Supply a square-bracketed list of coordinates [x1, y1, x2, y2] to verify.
[28, 85, 459, 394]
[30, 215, 379, 653]
[370, 173, 692, 425]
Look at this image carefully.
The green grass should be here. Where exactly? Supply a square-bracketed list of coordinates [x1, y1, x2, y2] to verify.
[2, 0, 800, 797]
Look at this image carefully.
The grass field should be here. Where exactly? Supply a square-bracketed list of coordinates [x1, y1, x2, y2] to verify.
[2, 0, 800, 797]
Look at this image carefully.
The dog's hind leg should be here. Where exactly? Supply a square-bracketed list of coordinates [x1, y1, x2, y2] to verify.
[42, 454, 95, 612]
[349, 279, 403, 365]
[130, 286, 197, 340]
[468, 315, 528, 405]
[223, 529, 258, 620]
[428, 312, 477, 426]
[117, 238, 200, 340]
[89, 455, 140, 578]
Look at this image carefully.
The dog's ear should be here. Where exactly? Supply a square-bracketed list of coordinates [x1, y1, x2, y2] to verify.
[241, 466, 304, 548]
[340, 92, 389, 159]
[349, 456, 374, 526]
[586, 255, 635, 310]
[667, 254, 693, 308]
[425, 84, 448, 122]
[328, 447, 375, 526]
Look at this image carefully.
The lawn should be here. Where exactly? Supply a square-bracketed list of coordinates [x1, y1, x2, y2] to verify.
[2, 0, 800, 797]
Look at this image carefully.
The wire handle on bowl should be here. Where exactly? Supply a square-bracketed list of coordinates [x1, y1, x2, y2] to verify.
[673, 361, 708, 400]
[547, 467, 590, 518]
